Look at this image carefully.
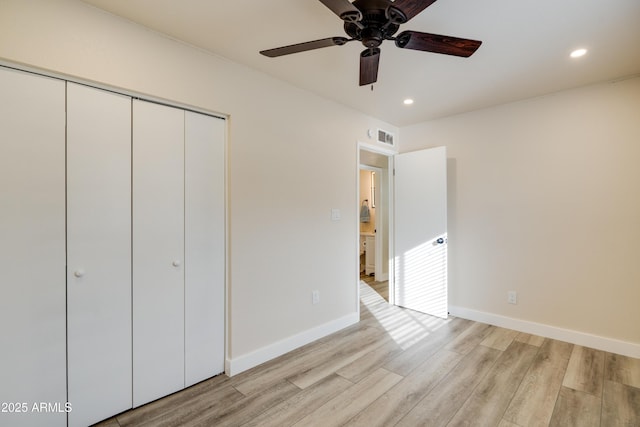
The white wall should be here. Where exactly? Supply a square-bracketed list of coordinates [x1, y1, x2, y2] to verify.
[400, 77, 640, 351]
[0, 0, 398, 373]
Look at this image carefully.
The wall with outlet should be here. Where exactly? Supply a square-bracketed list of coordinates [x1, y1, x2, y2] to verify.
[400, 76, 640, 349]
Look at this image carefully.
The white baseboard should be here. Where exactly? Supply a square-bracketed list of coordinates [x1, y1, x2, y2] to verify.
[225, 312, 360, 376]
[449, 305, 640, 358]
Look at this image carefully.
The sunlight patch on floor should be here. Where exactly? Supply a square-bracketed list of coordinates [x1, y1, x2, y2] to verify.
[360, 281, 451, 349]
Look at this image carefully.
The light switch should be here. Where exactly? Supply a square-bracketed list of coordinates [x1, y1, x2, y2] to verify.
[331, 208, 341, 221]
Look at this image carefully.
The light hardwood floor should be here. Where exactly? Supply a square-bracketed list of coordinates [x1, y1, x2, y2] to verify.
[361, 274, 388, 301]
[98, 283, 640, 427]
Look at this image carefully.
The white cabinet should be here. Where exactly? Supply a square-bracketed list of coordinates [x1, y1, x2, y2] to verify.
[0, 67, 67, 427]
[66, 83, 132, 427]
[132, 102, 226, 406]
[133, 100, 186, 406]
[365, 235, 376, 276]
[0, 66, 226, 423]
[185, 112, 226, 386]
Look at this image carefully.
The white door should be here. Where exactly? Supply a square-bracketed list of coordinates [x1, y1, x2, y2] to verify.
[133, 100, 185, 406]
[67, 83, 132, 427]
[394, 147, 448, 318]
[184, 112, 226, 386]
[0, 67, 67, 427]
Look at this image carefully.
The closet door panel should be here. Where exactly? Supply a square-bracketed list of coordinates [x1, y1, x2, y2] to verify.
[0, 67, 66, 427]
[185, 112, 226, 386]
[66, 83, 132, 427]
[132, 100, 185, 407]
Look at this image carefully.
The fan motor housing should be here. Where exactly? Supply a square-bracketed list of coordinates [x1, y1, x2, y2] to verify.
[361, 27, 383, 47]
[345, 0, 401, 47]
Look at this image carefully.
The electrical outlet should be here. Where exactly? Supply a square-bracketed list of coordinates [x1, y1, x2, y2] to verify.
[508, 291, 517, 305]
[312, 290, 320, 305]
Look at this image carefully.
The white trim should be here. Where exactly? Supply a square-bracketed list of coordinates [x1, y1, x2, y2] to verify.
[357, 141, 394, 302]
[355, 144, 362, 317]
[377, 272, 389, 282]
[358, 140, 398, 156]
[449, 305, 640, 358]
[387, 154, 395, 305]
[225, 312, 359, 376]
[0, 61, 227, 120]
[359, 165, 384, 280]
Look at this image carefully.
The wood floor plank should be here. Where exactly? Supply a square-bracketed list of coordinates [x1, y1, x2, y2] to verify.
[497, 420, 521, 427]
[447, 341, 539, 427]
[444, 321, 495, 355]
[184, 380, 300, 427]
[605, 352, 640, 389]
[395, 345, 502, 427]
[480, 326, 519, 351]
[241, 374, 353, 427]
[335, 335, 403, 383]
[502, 339, 573, 427]
[120, 383, 244, 427]
[515, 332, 545, 347]
[286, 326, 387, 389]
[292, 368, 402, 427]
[93, 418, 120, 427]
[549, 387, 601, 427]
[233, 324, 380, 395]
[601, 379, 640, 426]
[345, 349, 465, 427]
[383, 316, 472, 376]
[562, 345, 604, 396]
[117, 374, 233, 426]
[364, 278, 389, 301]
[360, 303, 449, 350]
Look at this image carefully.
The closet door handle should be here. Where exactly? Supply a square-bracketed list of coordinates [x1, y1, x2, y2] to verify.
[172, 260, 181, 268]
[74, 269, 85, 278]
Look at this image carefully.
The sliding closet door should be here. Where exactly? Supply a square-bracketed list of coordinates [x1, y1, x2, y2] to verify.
[66, 83, 132, 427]
[0, 67, 66, 427]
[133, 100, 185, 407]
[184, 112, 226, 386]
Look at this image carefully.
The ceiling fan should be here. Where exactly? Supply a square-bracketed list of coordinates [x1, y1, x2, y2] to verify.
[260, 0, 482, 86]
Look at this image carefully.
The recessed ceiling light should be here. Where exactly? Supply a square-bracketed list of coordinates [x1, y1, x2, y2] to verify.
[570, 48, 587, 58]
[403, 98, 414, 105]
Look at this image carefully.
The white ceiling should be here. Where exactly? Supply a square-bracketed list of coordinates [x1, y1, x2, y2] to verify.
[81, 0, 640, 127]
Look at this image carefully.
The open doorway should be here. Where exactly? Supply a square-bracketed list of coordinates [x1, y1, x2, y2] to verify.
[358, 144, 449, 318]
[358, 146, 391, 302]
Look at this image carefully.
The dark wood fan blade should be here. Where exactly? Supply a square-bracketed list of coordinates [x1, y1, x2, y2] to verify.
[318, 0, 362, 22]
[388, 0, 438, 23]
[360, 48, 380, 86]
[395, 31, 482, 57]
[260, 37, 350, 57]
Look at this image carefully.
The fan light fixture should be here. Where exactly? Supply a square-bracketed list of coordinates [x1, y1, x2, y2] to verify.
[570, 48, 587, 58]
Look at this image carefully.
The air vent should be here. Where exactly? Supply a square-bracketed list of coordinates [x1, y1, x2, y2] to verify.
[377, 129, 395, 146]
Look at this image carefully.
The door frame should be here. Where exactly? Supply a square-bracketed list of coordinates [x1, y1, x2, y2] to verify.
[357, 141, 396, 307]
[359, 164, 384, 280]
